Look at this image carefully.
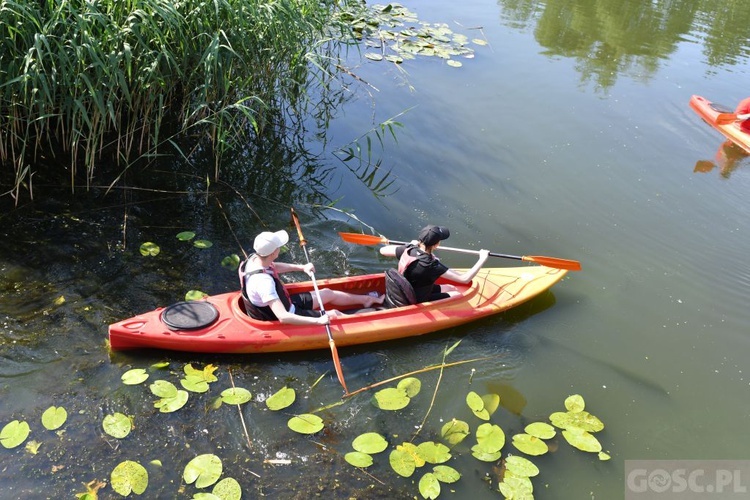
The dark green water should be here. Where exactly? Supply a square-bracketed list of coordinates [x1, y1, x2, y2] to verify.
[1, 0, 749, 498]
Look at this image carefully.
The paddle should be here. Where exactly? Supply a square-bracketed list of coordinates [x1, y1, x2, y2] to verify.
[291, 208, 349, 395]
[338, 232, 582, 271]
[716, 112, 750, 125]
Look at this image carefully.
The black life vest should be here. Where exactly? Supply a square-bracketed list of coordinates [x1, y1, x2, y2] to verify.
[239, 257, 292, 321]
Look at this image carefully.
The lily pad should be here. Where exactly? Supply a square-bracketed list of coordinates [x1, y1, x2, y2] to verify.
[154, 390, 189, 413]
[287, 414, 324, 435]
[184, 363, 218, 382]
[102, 413, 132, 439]
[111, 460, 148, 496]
[176, 231, 196, 241]
[440, 419, 470, 446]
[0, 420, 30, 449]
[181, 375, 210, 393]
[212, 477, 242, 500]
[265, 386, 295, 411]
[184, 454, 223, 489]
[418, 472, 441, 500]
[524, 421, 556, 439]
[193, 239, 213, 249]
[185, 290, 209, 301]
[481, 393, 500, 416]
[599, 451, 612, 461]
[221, 254, 241, 270]
[564, 394, 586, 413]
[512, 433, 549, 456]
[416, 441, 451, 464]
[121, 368, 149, 385]
[466, 391, 489, 420]
[220, 387, 252, 405]
[352, 432, 388, 454]
[505, 456, 539, 477]
[372, 387, 409, 410]
[345, 451, 374, 468]
[41, 406, 67, 430]
[499, 473, 534, 498]
[150, 380, 178, 398]
[562, 429, 602, 453]
[476, 423, 505, 453]
[470, 444, 502, 462]
[389, 447, 417, 477]
[432, 465, 461, 483]
[397, 377, 421, 398]
[549, 410, 604, 433]
[139, 242, 160, 256]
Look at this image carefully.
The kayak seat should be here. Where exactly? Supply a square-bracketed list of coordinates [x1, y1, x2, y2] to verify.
[384, 268, 417, 308]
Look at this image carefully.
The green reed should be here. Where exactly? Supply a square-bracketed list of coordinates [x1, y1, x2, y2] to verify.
[0, 0, 344, 200]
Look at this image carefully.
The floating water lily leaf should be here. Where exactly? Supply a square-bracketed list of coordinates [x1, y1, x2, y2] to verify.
[122, 368, 149, 385]
[466, 391, 489, 420]
[512, 433, 549, 456]
[365, 52, 383, 61]
[139, 242, 160, 256]
[193, 239, 213, 249]
[599, 451, 612, 461]
[192, 493, 221, 500]
[41, 406, 67, 430]
[288, 414, 324, 435]
[432, 465, 460, 483]
[352, 432, 388, 454]
[221, 254, 241, 270]
[476, 423, 505, 453]
[212, 477, 242, 500]
[389, 447, 417, 477]
[446, 59, 462, 67]
[470, 443, 502, 462]
[151, 361, 170, 369]
[176, 231, 196, 241]
[150, 380, 178, 398]
[418, 472, 440, 500]
[416, 441, 451, 464]
[181, 375, 210, 393]
[440, 419, 470, 446]
[525, 421, 556, 439]
[481, 393, 500, 416]
[549, 410, 604, 432]
[345, 451, 374, 468]
[103, 413, 132, 439]
[265, 386, 295, 411]
[111, 460, 148, 496]
[372, 387, 409, 410]
[498, 473, 534, 498]
[505, 456, 539, 477]
[220, 387, 251, 405]
[154, 390, 189, 413]
[397, 377, 421, 398]
[562, 429, 602, 453]
[185, 363, 218, 382]
[564, 394, 585, 413]
[25, 439, 41, 454]
[184, 454, 223, 489]
[472, 38, 488, 46]
[0, 420, 30, 449]
[185, 290, 208, 301]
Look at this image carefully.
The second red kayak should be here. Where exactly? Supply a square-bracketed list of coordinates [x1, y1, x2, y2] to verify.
[689, 95, 750, 154]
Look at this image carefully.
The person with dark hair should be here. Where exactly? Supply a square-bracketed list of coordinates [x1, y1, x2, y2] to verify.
[379, 225, 489, 303]
[240, 230, 383, 323]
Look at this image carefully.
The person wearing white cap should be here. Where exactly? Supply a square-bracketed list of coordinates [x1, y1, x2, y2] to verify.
[239, 229, 384, 324]
[379, 225, 489, 303]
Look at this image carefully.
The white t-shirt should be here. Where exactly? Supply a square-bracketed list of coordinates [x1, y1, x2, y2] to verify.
[244, 267, 296, 313]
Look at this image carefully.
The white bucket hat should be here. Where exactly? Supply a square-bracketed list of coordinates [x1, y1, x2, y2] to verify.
[253, 230, 289, 257]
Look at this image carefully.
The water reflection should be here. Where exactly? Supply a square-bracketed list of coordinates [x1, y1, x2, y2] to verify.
[693, 140, 749, 178]
[497, 0, 750, 88]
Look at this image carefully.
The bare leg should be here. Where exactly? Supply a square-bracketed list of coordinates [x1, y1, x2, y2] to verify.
[313, 288, 384, 309]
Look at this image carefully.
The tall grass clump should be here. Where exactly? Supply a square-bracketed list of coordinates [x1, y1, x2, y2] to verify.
[0, 0, 345, 201]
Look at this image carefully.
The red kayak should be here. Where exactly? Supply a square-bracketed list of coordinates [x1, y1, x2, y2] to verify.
[689, 95, 750, 154]
[108, 266, 568, 354]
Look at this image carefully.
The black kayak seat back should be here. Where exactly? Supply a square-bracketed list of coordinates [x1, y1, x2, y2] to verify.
[161, 301, 219, 330]
[384, 268, 417, 308]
